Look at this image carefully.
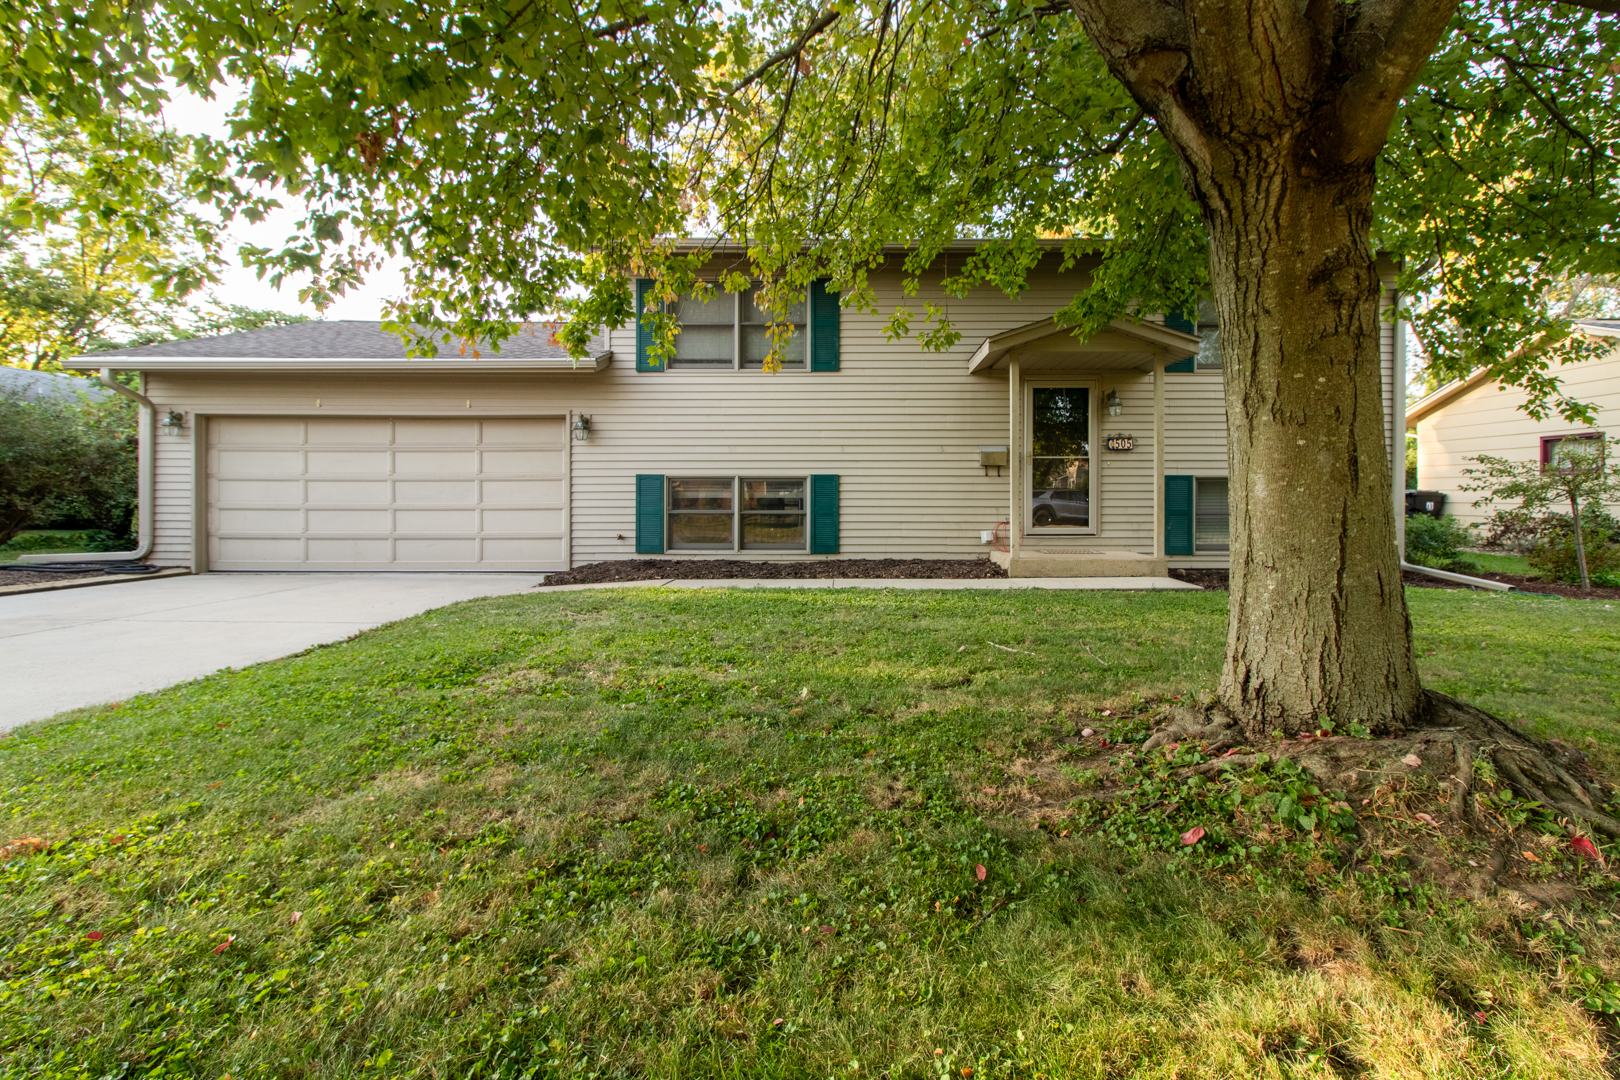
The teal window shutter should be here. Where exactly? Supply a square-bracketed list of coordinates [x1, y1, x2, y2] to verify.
[635, 474, 665, 553]
[1165, 309, 1196, 371]
[635, 278, 661, 372]
[1165, 475, 1195, 556]
[810, 279, 840, 372]
[809, 474, 840, 553]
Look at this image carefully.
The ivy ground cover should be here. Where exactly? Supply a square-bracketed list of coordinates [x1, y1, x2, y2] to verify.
[2, 587, 1618, 1078]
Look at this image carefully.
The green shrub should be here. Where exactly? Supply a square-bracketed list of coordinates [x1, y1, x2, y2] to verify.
[1528, 527, 1620, 585]
[1404, 513, 1478, 572]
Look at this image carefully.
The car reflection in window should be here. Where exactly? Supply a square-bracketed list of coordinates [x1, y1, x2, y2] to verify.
[1032, 489, 1089, 527]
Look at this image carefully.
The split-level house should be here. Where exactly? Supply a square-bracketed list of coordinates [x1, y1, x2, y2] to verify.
[57, 244, 1408, 577]
[1409, 319, 1620, 526]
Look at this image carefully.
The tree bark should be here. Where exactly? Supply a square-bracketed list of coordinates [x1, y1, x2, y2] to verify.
[1205, 159, 1422, 734]
[1068, 0, 1458, 735]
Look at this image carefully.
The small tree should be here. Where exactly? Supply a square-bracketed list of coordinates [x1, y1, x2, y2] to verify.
[1462, 436, 1620, 592]
[0, 386, 136, 545]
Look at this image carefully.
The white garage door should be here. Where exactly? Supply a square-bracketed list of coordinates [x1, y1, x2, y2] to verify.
[207, 417, 566, 571]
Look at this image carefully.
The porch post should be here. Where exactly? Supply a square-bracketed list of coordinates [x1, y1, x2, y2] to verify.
[1153, 355, 1166, 559]
[1008, 357, 1022, 563]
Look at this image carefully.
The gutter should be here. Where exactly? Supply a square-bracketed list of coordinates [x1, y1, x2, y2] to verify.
[1401, 561, 1514, 591]
[17, 368, 154, 564]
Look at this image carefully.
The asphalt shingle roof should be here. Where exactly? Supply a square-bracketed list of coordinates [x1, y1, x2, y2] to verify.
[84, 320, 603, 360]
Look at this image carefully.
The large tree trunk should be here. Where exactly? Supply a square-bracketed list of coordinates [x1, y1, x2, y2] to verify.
[1204, 159, 1422, 735]
[1069, 0, 1458, 737]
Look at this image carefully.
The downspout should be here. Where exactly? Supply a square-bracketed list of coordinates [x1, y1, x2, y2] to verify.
[1389, 301, 1509, 592]
[17, 368, 154, 564]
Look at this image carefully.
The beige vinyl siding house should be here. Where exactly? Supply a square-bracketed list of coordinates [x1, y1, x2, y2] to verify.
[1409, 320, 1620, 527]
[66, 246, 1407, 577]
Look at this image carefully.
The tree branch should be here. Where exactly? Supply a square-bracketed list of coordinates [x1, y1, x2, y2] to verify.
[594, 14, 650, 38]
[732, 9, 842, 95]
[1330, 0, 1462, 165]
[1552, 0, 1620, 14]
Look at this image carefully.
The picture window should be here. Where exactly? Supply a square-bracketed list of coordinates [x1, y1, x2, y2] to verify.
[668, 477, 807, 551]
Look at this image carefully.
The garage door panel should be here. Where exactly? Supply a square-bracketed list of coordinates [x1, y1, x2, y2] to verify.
[217, 508, 304, 533]
[396, 509, 478, 533]
[307, 508, 392, 532]
[305, 420, 391, 445]
[395, 419, 477, 445]
[213, 418, 306, 446]
[216, 478, 304, 506]
[217, 449, 303, 478]
[307, 538, 393, 562]
[483, 508, 561, 533]
[395, 480, 478, 504]
[308, 480, 391, 505]
[482, 450, 562, 477]
[306, 450, 390, 476]
[482, 418, 563, 446]
[482, 537, 565, 562]
[482, 479, 563, 505]
[395, 538, 479, 561]
[395, 450, 477, 476]
[209, 416, 565, 571]
[216, 536, 304, 562]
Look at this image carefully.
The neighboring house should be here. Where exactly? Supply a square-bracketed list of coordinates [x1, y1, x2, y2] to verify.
[0, 365, 113, 402]
[1408, 320, 1620, 527]
[72, 244, 1406, 576]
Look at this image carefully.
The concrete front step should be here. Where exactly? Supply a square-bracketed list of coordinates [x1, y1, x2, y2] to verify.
[989, 548, 1169, 578]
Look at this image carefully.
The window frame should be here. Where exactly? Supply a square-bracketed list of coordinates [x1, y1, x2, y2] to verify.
[1025, 378, 1099, 535]
[1194, 476, 1231, 553]
[666, 475, 811, 552]
[662, 282, 813, 373]
[1540, 431, 1603, 469]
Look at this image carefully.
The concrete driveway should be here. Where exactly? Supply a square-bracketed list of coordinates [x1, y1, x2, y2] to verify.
[0, 573, 544, 732]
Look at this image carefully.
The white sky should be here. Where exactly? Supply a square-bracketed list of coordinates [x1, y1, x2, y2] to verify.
[161, 84, 405, 322]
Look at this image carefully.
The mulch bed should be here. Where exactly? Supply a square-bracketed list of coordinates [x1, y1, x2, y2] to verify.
[539, 558, 1008, 587]
[0, 566, 110, 587]
[1172, 566, 1619, 600]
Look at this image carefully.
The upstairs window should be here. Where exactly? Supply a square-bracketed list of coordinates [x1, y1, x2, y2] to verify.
[636, 278, 838, 372]
[664, 285, 808, 370]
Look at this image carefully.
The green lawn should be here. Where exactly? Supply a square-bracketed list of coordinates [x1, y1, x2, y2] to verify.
[2, 588, 1618, 1079]
[1464, 552, 1535, 576]
[0, 530, 90, 564]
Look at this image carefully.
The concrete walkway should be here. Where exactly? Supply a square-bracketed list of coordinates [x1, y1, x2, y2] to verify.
[0, 573, 543, 731]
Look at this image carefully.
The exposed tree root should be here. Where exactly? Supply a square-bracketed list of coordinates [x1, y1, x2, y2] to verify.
[1141, 689, 1619, 840]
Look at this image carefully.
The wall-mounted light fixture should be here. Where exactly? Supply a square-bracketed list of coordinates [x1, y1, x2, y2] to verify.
[571, 414, 592, 442]
[1104, 389, 1124, 417]
[159, 410, 186, 435]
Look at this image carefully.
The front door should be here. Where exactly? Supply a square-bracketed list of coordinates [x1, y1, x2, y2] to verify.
[1027, 384, 1094, 532]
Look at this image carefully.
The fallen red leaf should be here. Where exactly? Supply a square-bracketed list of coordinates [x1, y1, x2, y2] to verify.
[1415, 813, 1439, 827]
[213, 936, 234, 954]
[1521, 850, 1540, 863]
[290, 911, 303, 925]
[84, 931, 104, 941]
[975, 864, 987, 881]
[1180, 826, 1206, 846]
[1572, 836, 1602, 861]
